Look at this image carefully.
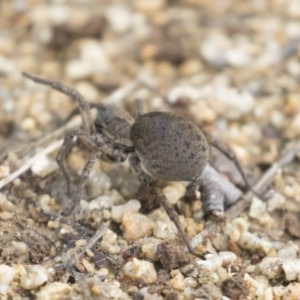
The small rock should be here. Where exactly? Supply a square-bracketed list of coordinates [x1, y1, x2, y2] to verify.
[156, 239, 189, 271]
[221, 277, 249, 300]
[282, 260, 300, 281]
[141, 238, 160, 260]
[111, 200, 141, 223]
[121, 212, 152, 241]
[85, 171, 111, 199]
[123, 258, 157, 284]
[0, 265, 16, 295]
[163, 183, 186, 205]
[20, 265, 48, 290]
[0, 166, 9, 179]
[134, 0, 165, 13]
[170, 272, 186, 291]
[267, 193, 286, 212]
[283, 283, 300, 300]
[249, 197, 266, 219]
[238, 231, 273, 255]
[278, 244, 299, 260]
[102, 229, 117, 245]
[218, 251, 237, 266]
[36, 282, 72, 300]
[31, 155, 57, 177]
[258, 258, 283, 279]
[153, 220, 177, 239]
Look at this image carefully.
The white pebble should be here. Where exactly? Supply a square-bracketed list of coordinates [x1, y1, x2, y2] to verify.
[0, 265, 16, 295]
[85, 171, 111, 199]
[20, 265, 48, 290]
[218, 251, 237, 266]
[152, 220, 177, 239]
[258, 258, 283, 279]
[282, 260, 300, 281]
[267, 192, 286, 212]
[105, 5, 132, 34]
[36, 282, 72, 300]
[278, 244, 299, 260]
[225, 48, 252, 67]
[123, 258, 157, 284]
[249, 197, 266, 219]
[31, 155, 57, 177]
[111, 200, 141, 223]
[163, 183, 186, 204]
[238, 231, 273, 254]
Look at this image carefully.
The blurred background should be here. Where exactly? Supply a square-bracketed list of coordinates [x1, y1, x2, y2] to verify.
[0, 0, 300, 171]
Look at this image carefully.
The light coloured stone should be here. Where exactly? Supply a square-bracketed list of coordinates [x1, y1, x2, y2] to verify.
[0, 166, 9, 179]
[111, 200, 141, 223]
[102, 229, 117, 245]
[218, 251, 237, 266]
[152, 220, 177, 239]
[282, 260, 300, 281]
[258, 258, 283, 279]
[0, 265, 16, 295]
[141, 239, 160, 261]
[121, 212, 152, 241]
[20, 265, 48, 290]
[249, 197, 266, 219]
[267, 193, 286, 212]
[163, 183, 186, 205]
[283, 283, 300, 300]
[170, 272, 186, 291]
[36, 282, 72, 300]
[238, 231, 273, 254]
[278, 244, 299, 260]
[123, 258, 157, 284]
[31, 155, 57, 177]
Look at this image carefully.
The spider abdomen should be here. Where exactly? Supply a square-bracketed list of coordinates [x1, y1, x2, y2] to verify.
[131, 112, 209, 181]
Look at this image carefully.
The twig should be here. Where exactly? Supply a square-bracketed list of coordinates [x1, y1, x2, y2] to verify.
[189, 141, 300, 251]
[0, 139, 63, 190]
[63, 222, 109, 270]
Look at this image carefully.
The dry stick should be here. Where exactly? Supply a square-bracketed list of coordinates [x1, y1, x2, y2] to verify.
[0, 139, 63, 190]
[62, 222, 109, 270]
[189, 141, 300, 251]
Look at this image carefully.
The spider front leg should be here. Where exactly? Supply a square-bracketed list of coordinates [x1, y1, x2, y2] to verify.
[67, 149, 101, 215]
[129, 154, 203, 258]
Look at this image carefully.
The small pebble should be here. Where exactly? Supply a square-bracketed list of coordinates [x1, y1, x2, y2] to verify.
[249, 197, 266, 219]
[267, 193, 286, 212]
[258, 258, 283, 279]
[238, 231, 273, 254]
[278, 244, 299, 260]
[0, 166, 9, 179]
[0, 265, 16, 295]
[123, 258, 157, 284]
[111, 200, 141, 223]
[121, 212, 152, 241]
[282, 260, 300, 281]
[36, 282, 72, 300]
[170, 272, 186, 291]
[20, 265, 48, 290]
[163, 183, 186, 205]
[283, 283, 300, 300]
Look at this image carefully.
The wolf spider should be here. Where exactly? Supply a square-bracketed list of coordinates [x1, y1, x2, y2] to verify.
[22, 72, 259, 258]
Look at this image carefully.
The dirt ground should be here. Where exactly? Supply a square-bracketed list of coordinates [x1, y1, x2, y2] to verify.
[1, 1, 300, 299]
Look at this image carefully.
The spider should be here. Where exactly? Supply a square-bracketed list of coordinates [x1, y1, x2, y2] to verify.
[22, 72, 259, 257]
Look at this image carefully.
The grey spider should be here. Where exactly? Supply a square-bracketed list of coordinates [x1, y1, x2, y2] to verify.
[22, 72, 259, 257]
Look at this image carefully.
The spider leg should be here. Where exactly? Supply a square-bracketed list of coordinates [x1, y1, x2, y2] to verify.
[67, 149, 101, 215]
[22, 72, 95, 135]
[56, 129, 84, 197]
[203, 131, 263, 199]
[130, 154, 204, 259]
